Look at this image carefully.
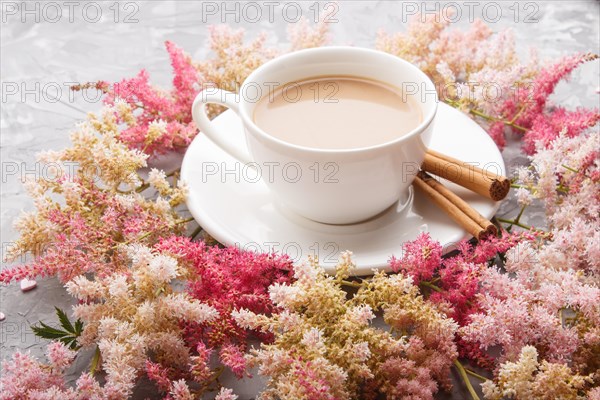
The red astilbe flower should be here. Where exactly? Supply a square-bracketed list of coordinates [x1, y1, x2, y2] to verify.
[155, 236, 294, 377]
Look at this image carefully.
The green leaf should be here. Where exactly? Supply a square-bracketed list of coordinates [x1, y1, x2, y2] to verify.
[31, 322, 70, 340]
[60, 337, 80, 350]
[55, 307, 75, 333]
[74, 319, 84, 335]
[30, 308, 85, 349]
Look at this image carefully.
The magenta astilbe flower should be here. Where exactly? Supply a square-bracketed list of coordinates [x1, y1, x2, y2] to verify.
[389, 232, 443, 283]
[219, 343, 248, 378]
[145, 361, 173, 393]
[155, 236, 293, 375]
[431, 259, 482, 323]
[457, 230, 541, 265]
[165, 41, 202, 115]
[103, 42, 201, 155]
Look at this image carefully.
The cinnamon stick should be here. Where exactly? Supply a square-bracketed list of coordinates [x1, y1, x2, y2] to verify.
[422, 149, 510, 201]
[414, 171, 497, 240]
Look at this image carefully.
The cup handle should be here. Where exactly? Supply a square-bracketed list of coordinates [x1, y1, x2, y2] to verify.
[192, 89, 253, 164]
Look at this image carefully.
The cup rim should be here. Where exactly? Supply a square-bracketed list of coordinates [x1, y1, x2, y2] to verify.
[239, 46, 438, 154]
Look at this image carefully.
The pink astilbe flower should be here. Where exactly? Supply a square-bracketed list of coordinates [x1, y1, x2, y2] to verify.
[168, 380, 194, 400]
[461, 254, 599, 366]
[101, 42, 201, 155]
[379, 351, 438, 399]
[0, 342, 104, 400]
[521, 106, 600, 155]
[498, 53, 599, 153]
[380, 13, 598, 152]
[511, 53, 598, 128]
[156, 236, 293, 377]
[389, 232, 443, 283]
[515, 130, 600, 276]
[189, 342, 213, 384]
[219, 343, 248, 378]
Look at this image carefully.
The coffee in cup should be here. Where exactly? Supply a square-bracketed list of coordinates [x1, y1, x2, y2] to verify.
[253, 76, 423, 150]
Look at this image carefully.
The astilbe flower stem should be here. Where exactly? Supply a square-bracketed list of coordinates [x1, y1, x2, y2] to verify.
[453, 359, 481, 400]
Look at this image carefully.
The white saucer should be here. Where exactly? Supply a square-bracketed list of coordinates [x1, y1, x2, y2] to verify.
[181, 102, 504, 275]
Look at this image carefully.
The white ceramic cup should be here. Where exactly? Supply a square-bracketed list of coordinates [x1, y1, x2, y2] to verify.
[192, 46, 437, 224]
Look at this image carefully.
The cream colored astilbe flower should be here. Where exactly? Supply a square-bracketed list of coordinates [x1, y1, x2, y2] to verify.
[1, 105, 188, 284]
[287, 15, 331, 51]
[197, 18, 330, 119]
[481, 346, 595, 400]
[65, 245, 218, 398]
[233, 253, 458, 400]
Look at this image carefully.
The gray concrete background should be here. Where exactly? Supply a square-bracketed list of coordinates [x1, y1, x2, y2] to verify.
[1, 1, 599, 398]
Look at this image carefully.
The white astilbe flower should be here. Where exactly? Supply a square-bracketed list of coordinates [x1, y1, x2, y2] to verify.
[148, 167, 170, 194]
[515, 187, 534, 206]
[107, 274, 130, 298]
[232, 308, 266, 331]
[293, 259, 320, 284]
[65, 275, 104, 301]
[387, 273, 415, 293]
[148, 254, 179, 283]
[345, 305, 376, 327]
[301, 327, 326, 353]
[126, 243, 154, 265]
[269, 282, 301, 307]
[145, 119, 168, 145]
[162, 293, 219, 323]
[215, 387, 238, 400]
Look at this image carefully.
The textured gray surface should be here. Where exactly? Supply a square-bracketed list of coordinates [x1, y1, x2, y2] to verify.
[1, 1, 599, 399]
